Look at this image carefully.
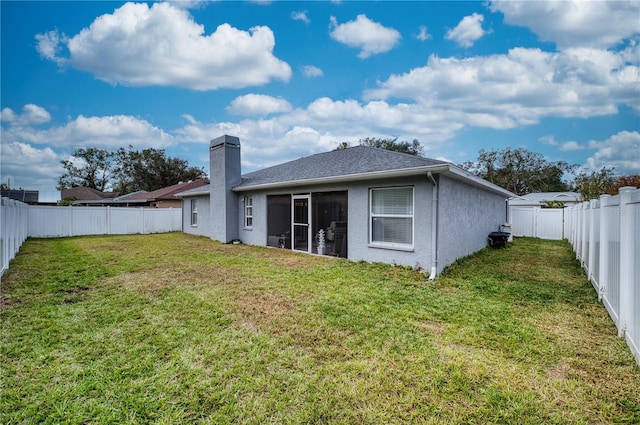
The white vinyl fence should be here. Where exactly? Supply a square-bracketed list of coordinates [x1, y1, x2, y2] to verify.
[1, 198, 29, 277]
[565, 187, 640, 366]
[28, 205, 182, 237]
[510, 207, 565, 240]
[0, 199, 182, 277]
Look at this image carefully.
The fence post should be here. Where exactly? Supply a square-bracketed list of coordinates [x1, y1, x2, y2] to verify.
[598, 194, 610, 301]
[106, 206, 111, 235]
[586, 200, 596, 280]
[618, 187, 635, 338]
[580, 201, 589, 267]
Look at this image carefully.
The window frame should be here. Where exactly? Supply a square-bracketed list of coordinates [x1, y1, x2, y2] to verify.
[190, 199, 198, 227]
[244, 195, 253, 229]
[369, 186, 414, 250]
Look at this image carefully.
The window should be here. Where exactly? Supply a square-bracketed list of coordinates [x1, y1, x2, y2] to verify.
[244, 195, 253, 228]
[370, 186, 413, 247]
[190, 199, 198, 226]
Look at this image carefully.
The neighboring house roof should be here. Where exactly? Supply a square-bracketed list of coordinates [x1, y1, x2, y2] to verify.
[509, 191, 581, 206]
[178, 146, 514, 198]
[61, 187, 118, 201]
[113, 190, 149, 201]
[126, 179, 209, 202]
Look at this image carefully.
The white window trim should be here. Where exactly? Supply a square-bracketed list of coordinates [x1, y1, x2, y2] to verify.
[244, 195, 253, 229]
[190, 199, 198, 227]
[369, 186, 414, 250]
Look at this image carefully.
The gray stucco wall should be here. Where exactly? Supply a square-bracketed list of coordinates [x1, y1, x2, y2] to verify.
[236, 175, 436, 271]
[238, 192, 267, 246]
[182, 194, 212, 238]
[347, 176, 434, 271]
[436, 176, 508, 273]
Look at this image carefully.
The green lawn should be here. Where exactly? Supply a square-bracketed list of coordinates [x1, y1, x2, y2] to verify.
[1, 233, 638, 424]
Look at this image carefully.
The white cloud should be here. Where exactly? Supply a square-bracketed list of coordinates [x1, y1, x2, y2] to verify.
[301, 65, 323, 78]
[291, 11, 310, 24]
[226, 94, 292, 116]
[585, 131, 640, 175]
[445, 13, 487, 48]
[35, 2, 291, 90]
[174, 96, 465, 171]
[539, 135, 557, 146]
[0, 142, 62, 190]
[559, 141, 584, 152]
[35, 30, 67, 66]
[1, 110, 173, 150]
[490, 0, 640, 49]
[1, 104, 51, 126]
[364, 47, 639, 127]
[329, 14, 401, 59]
[417, 25, 431, 41]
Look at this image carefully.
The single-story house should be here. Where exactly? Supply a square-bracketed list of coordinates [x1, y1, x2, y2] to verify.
[178, 135, 514, 278]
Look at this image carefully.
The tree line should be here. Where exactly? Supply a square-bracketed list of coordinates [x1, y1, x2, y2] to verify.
[57, 146, 206, 195]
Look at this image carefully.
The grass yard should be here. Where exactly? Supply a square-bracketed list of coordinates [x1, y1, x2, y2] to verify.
[1, 233, 639, 424]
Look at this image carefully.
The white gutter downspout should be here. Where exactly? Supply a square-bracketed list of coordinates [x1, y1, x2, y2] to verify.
[427, 171, 439, 281]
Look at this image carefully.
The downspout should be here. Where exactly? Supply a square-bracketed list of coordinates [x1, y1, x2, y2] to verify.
[427, 171, 439, 281]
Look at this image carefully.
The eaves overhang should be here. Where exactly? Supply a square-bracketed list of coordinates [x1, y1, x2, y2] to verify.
[442, 165, 516, 198]
[233, 163, 514, 199]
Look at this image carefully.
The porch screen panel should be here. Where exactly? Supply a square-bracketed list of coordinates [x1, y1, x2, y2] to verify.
[267, 195, 291, 248]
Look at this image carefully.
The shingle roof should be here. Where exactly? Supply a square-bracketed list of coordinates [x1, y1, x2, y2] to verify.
[238, 146, 447, 188]
[126, 179, 208, 201]
[61, 187, 118, 201]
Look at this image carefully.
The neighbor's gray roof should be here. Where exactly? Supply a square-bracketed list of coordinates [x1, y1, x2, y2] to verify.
[237, 146, 447, 189]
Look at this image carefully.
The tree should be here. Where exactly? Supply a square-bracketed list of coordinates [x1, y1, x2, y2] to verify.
[605, 174, 640, 195]
[57, 146, 206, 194]
[460, 147, 576, 196]
[115, 146, 206, 193]
[57, 148, 115, 191]
[573, 167, 615, 200]
[335, 137, 424, 156]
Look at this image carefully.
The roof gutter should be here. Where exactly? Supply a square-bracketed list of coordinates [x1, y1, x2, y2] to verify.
[175, 189, 211, 198]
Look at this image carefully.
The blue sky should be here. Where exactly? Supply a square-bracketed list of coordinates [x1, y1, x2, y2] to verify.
[2, 1, 639, 200]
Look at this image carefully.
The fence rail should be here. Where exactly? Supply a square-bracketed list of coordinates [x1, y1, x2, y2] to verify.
[510, 207, 564, 240]
[1, 199, 182, 278]
[28, 205, 182, 237]
[565, 187, 640, 366]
